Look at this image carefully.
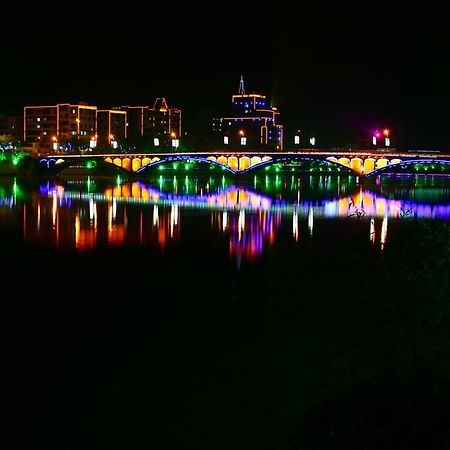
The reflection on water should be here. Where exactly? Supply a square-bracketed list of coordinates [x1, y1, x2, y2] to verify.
[1, 175, 449, 262]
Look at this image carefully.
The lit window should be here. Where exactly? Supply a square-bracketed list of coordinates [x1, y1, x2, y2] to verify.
[72, 109, 76, 114]
[36, 125, 41, 129]
[224, 136, 229, 145]
[241, 137, 246, 145]
[43, 132, 47, 135]
[294, 135, 300, 144]
[37, 117, 41, 122]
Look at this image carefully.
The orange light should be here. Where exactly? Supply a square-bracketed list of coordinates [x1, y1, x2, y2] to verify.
[52, 136, 57, 141]
[239, 130, 245, 136]
[383, 128, 389, 136]
[170, 131, 176, 138]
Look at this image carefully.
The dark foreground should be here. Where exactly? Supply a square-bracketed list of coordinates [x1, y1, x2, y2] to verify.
[2, 218, 450, 449]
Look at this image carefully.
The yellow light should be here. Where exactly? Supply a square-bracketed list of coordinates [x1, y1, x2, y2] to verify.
[109, 134, 114, 140]
[239, 130, 244, 136]
[52, 136, 57, 141]
[170, 132, 176, 138]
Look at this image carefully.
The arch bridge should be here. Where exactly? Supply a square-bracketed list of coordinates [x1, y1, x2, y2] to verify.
[38, 149, 450, 176]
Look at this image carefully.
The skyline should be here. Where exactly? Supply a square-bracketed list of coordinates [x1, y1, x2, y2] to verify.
[2, 2, 449, 150]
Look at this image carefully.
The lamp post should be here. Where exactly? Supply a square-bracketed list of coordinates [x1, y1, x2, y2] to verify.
[383, 128, 390, 147]
[372, 130, 380, 146]
[171, 132, 179, 150]
[110, 134, 118, 149]
[89, 135, 97, 150]
[239, 129, 246, 146]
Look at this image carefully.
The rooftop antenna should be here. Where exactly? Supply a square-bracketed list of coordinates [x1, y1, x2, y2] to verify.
[239, 75, 245, 95]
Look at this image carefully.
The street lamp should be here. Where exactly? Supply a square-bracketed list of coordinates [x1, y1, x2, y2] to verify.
[171, 132, 179, 149]
[372, 130, 380, 146]
[89, 136, 97, 149]
[383, 128, 390, 147]
[239, 130, 246, 146]
[110, 134, 118, 149]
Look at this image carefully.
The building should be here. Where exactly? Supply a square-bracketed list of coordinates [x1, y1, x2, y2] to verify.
[212, 77, 283, 151]
[119, 98, 181, 148]
[96, 110, 127, 148]
[24, 103, 97, 150]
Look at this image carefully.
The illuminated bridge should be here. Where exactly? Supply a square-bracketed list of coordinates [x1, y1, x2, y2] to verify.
[38, 149, 450, 176]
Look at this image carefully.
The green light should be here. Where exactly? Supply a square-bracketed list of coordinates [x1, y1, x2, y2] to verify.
[12, 157, 19, 166]
[158, 165, 165, 171]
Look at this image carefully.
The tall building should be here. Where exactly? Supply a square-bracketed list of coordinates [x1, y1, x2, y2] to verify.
[96, 110, 127, 147]
[119, 98, 181, 147]
[24, 103, 97, 149]
[212, 77, 283, 151]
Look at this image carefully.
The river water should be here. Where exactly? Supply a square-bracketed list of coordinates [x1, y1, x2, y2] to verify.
[2, 174, 449, 449]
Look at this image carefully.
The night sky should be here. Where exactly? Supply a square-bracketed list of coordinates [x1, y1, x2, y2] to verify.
[2, 1, 449, 149]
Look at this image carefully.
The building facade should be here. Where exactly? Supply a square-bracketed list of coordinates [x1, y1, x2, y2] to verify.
[23, 98, 181, 151]
[24, 103, 97, 150]
[96, 110, 127, 147]
[212, 77, 283, 151]
[119, 98, 181, 148]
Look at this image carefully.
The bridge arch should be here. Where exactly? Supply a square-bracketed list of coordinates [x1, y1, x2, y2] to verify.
[241, 155, 358, 175]
[135, 155, 236, 174]
[39, 157, 130, 175]
[366, 159, 450, 177]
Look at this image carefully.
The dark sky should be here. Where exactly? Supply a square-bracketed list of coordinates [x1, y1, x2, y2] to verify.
[2, 1, 449, 149]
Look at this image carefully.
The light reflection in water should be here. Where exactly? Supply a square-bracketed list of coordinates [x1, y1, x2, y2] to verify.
[0, 175, 449, 261]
